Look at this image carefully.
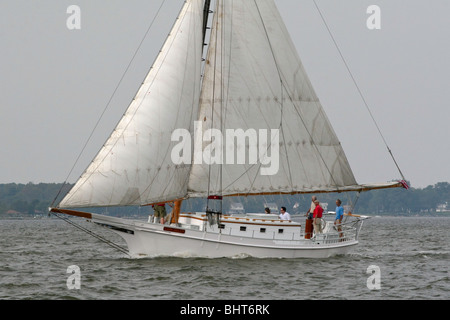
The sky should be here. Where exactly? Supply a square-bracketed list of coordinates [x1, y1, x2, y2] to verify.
[0, 0, 449, 189]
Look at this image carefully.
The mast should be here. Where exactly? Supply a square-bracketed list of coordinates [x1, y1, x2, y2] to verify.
[202, 0, 212, 47]
[172, 0, 213, 225]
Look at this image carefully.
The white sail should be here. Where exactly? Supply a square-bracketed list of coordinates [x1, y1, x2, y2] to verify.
[188, 0, 358, 198]
[59, 0, 205, 208]
[59, 0, 401, 209]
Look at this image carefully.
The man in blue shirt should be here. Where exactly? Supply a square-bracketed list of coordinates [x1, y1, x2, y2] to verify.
[334, 199, 344, 241]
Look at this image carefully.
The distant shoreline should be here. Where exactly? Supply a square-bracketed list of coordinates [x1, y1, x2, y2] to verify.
[2, 182, 450, 217]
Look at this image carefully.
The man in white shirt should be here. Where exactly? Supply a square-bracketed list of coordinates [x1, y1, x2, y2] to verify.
[306, 195, 317, 220]
[279, 207, 291, 221]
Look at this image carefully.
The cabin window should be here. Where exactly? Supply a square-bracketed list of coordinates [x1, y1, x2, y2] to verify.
[278, 229, 284, 234]
[240, 226, 247, 232]
[260, 228, 266, 233]
[218, 224, 225, 229]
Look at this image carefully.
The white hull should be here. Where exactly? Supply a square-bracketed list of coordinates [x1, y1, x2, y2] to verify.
[88, 212, 363, 259]
[122, 228, 358, 259]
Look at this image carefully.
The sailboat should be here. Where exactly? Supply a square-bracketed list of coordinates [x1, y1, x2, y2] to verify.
[50, 0, 406, 258]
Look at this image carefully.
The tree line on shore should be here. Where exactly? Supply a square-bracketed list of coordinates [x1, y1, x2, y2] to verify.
[1, 181, 449, 217]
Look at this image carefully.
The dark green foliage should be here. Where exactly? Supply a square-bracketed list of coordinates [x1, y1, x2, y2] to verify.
[1, 181, 449, 216]
[0, 183, 71, 215]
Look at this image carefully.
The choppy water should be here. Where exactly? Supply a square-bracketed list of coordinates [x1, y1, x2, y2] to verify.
[0, 216, 448, 301]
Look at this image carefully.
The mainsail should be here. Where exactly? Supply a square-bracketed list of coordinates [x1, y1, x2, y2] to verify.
[58, 0, 401, 209]
[188, 0, 357, 198]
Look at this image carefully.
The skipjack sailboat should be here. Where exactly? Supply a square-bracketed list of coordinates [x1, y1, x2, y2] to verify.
[51, 0, 406, 258]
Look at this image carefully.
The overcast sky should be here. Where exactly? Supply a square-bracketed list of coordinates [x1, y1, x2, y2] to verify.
[0, 0, 449, 188]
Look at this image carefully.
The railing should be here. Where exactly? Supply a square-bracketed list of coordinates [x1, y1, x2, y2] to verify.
[210, 226, 302, 241]
[311, 218, 365, 244]
[171, 214, 368, 245]
[190, 217, 366, 244]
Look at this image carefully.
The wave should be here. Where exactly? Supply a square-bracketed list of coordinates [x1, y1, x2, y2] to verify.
[417, 250, 449, 257]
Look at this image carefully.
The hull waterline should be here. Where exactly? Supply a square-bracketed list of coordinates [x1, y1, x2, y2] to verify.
[57, 210, 363, 259]
[117, 227, 359, 259]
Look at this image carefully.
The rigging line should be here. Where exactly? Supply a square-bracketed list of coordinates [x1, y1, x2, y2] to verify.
[343, 191, 361, 224]
[51, 0, 168, 207]
[49, 212, 131, 257]
[217, 10, 224, 218]
[312, 0, 407, 181]
[219, 0, 226, 214]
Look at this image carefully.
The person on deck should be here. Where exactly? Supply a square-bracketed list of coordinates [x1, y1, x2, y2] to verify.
[152, 203, 167, 224]
[306, 195, 317, 220]
[279, 207, 291, 221]
[313, 199, 324, 235]
[334, 199, 344, 241]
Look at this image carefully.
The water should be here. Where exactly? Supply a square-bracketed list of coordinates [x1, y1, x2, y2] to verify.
[0, 217, 448, 300]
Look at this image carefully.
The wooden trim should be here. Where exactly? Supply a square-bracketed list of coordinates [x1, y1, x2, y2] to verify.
[50, 208, 92, 219]
[163, 227, 186, 234]
[142, 198, 185, 207]
[179, 214, 205, 221]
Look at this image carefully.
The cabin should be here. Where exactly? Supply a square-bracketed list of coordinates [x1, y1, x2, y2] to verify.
[177, 212, 303, 241]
